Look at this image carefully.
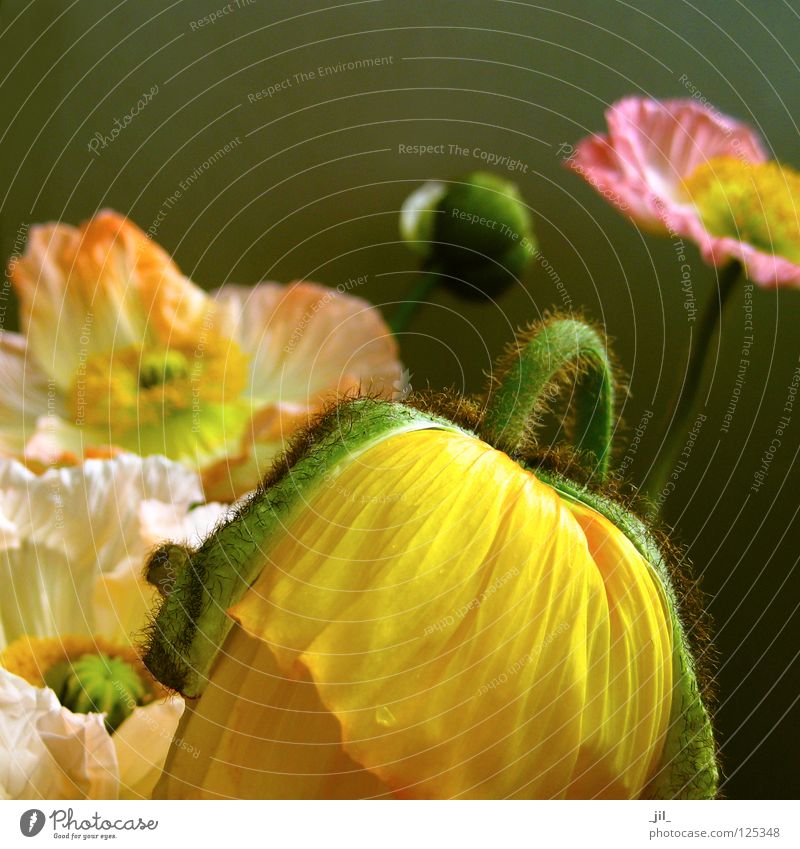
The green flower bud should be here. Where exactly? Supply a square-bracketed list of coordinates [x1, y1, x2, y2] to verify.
[400, 171, 537, 299]
[45, 653, 149, 733]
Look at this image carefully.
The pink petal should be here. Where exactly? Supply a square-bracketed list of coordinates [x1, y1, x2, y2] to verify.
[672, 212, 800, 287]
[567, 97, 767, 232]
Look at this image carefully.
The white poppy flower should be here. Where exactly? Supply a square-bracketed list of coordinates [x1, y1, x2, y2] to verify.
[0, 454, 230, 799]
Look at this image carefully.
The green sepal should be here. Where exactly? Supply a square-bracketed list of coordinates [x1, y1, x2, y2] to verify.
[481, 318, 615, 480]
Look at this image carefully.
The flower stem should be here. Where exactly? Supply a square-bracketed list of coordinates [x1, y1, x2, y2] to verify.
[481, 318, 615, 480]
[643, 261, 742, 509]
[389, 272, 439, 334]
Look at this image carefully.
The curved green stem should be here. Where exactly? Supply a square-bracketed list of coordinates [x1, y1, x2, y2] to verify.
[643, 261, 742, 508]
[389, 272, 439, 334]
[481, 318, 615, 480]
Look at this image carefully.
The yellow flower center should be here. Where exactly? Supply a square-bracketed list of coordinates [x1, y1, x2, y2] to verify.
[683, 155, 800, 262]
[68, 335, 250, 462]
[138, 349, 190, 389]
[1, 635, 164, 733]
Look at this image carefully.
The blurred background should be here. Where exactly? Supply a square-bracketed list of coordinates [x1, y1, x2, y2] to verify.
[1, 0, 798, 799]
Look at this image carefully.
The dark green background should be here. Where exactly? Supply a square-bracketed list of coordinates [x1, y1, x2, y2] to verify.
[1, 0, 798, 799]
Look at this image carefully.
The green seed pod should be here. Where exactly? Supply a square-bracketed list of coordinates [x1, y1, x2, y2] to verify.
[45, 653, 149, 733]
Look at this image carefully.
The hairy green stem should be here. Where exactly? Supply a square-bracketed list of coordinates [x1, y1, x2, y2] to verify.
[643, 262, 742, 508]
[480, 318, 615, 480]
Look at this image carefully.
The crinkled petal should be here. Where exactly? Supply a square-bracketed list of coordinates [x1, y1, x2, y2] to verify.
[568, 97, 767, 232]
[153, 625, 389, 799]
[93, 499, 231, 645]
[22, 415, 118, 468]
[0, 455, 203, 648]
[10, 211, 218, 390]
[201, 403, 310, 501]
[669, 212, 800, 288]
[91, 556, 159, 647]
[138, 499, 232, 549]
[0, 334, 60, 456]
[0, 667, 118, 799]
[213, 282, 402, 404]
[199, 281, 402, 499]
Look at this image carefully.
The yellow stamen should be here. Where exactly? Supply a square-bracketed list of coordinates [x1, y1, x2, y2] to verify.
[68, 335, 250, 458]
[683, 156, 800, 262]
[0, 634, 165, 699]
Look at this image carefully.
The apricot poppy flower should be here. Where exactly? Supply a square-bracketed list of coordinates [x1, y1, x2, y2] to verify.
[566, 97, 800, 287]
[6, 211, 402, 499]
[0, 454, 230, 799]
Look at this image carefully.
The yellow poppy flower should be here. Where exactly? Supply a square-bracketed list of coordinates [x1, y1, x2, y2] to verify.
[144, 319, 717, 799]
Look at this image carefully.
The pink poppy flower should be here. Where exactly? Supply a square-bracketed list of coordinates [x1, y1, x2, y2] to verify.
[566, 97, 800, 287]
[5, 211, 403, 500]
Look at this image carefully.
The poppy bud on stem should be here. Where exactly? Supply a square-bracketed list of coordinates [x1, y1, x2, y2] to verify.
[392, 172, 537, 333]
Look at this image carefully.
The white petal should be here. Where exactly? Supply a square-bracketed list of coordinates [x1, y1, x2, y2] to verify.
[139, 499, 231, 549]
[0, 455, 203, 647]
[114, 698, 184, 799]
[0, 667, 118, 799]
[91, 556, 158, 646]
[0, 333, 59, 455]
